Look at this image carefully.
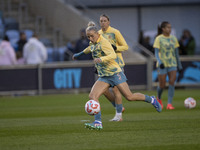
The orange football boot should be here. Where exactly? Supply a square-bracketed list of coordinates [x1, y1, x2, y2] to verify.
[166, 104, 175, 110]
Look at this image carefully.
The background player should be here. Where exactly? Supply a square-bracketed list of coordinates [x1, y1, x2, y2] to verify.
[153, 21, 182, 110]
[98, 14, 128, 121]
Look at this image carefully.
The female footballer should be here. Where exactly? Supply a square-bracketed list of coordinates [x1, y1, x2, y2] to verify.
[74, 14, 128, 122]
[73, 23, 162, 130]
[98, 14, 128, 122]
[153, 21, 182, 110]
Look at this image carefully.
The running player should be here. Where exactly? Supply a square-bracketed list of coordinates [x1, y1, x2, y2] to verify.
[98, 14, 128, 121]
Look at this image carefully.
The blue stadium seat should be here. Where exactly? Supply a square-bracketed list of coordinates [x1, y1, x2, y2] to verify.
[23, 29, 33, 40]
[39, 38, 53, 47]
[5, 29, 20, 49]
[46, 47, 54, 62]
[58, 46, 67, 61]
[0, 18, 5, 39]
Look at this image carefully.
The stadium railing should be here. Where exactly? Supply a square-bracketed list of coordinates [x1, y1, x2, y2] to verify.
[0, 56, 199, 96]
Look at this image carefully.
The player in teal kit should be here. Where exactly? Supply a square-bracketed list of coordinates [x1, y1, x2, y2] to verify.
[153, 21, 182, 110]
[75, 14, 129, 122]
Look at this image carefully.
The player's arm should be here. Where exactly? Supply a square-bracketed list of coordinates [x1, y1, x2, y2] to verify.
[72, 46, 91, 60]
[175, 48, 182, 71]
[153, 37, 164, 69]
[114, 30, 129, 52]
[39, 43, 47, 62]
[174, 37, 182, 71]
[154, 48, 164, 69]
[100, 41, 117, 62]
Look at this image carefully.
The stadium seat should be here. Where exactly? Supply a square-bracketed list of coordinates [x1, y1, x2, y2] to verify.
[23, 29, 33, 40]
[58, 46, 67, 61]
[46, 47, 54, 62]
[5, 29, 20, 49]
[39, 38, 53, 47]
[0, 11, 5, 39]
[0, 18, 5, 39]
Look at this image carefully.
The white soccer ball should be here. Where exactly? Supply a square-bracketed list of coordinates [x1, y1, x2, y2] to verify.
[184, 97, 196, 109]
[85, 100, 100, 115]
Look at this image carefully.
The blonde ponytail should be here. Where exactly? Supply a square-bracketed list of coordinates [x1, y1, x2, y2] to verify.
[88, 21, 96, 27]
[86, 21, 98, 33]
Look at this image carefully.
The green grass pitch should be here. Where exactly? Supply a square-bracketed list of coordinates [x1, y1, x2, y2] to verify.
[0, 89, 200, 150]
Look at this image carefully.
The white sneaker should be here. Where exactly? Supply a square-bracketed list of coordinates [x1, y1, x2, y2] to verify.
[109, 114, 123, 122]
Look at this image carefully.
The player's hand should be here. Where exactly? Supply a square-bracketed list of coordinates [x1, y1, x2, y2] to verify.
[160, 63, 165, 69]
[177, 67, 183, 74]
[72, 54, 78, 60]
[94, 58, 102, 64]
[111, 44, 117, 51]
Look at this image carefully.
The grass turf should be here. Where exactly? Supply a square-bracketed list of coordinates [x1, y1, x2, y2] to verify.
[0, 89, 199, 150]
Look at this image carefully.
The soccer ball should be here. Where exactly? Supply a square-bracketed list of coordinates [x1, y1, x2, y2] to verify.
[184, 97, 196, 109]
[85, 100, 100, 115]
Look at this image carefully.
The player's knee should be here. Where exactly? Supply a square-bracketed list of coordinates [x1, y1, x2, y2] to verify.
[125, 94, 134, 101]
[114, 92, 121, 98]
[103, 90, 109, 97]
[113, 90, 121, 97]
[160, 84, 165, 89]
[169, 80, 175, 85]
